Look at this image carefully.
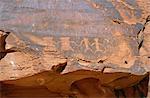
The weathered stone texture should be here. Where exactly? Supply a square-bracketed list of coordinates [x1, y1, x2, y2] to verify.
[0, 0, 150, 98]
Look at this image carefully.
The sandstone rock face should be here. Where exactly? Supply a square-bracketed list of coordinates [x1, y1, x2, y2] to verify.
[0, 0, 149, 98]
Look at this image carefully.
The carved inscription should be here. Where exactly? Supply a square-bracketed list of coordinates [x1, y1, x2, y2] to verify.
[80, 38, 92, 52]
[60, 37, 74, 51]
[92, 38, 102, 52]
[43, 36, 105, 53]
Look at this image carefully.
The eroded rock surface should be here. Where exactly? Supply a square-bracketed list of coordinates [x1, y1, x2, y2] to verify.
[0, 0, 149, 98]
[0, 0, 148, 79]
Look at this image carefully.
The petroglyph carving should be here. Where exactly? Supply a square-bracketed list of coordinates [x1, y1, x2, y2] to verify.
[60, 37, 74, 51]
[92, 38, 102, 52]
[80, 38, 92, 52]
